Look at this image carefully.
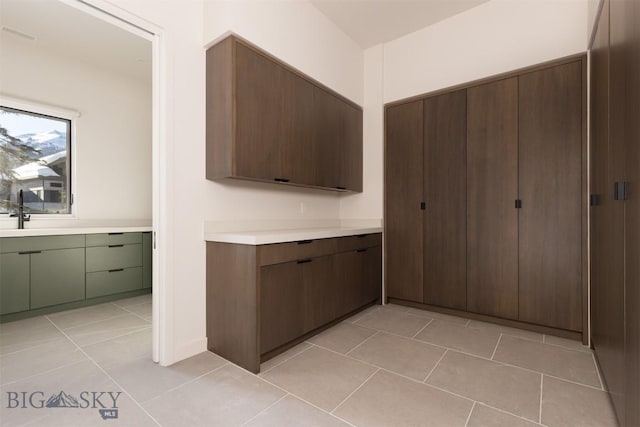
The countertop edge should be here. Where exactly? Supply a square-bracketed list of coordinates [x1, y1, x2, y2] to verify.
[204, 227, 383, 245]
[0, 226, 153, 238]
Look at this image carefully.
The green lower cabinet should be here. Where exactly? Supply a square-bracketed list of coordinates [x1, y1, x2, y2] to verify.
[86, 267, 142, 298]
[0, 253, 30, 315]
[30, 248, 86, 309]
[142, 233, 152, 289]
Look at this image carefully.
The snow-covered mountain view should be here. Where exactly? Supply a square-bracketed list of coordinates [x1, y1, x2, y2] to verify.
[13, 130, 67, 157]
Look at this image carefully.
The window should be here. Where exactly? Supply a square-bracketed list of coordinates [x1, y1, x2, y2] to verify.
[0, 106, 71, 214]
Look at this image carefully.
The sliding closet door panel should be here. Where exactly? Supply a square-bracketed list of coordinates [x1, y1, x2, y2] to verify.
[518, 61, 583, 331]
[467, 78, 518, 319]
[423, 90, 467, 310]
[385, 101, 424, 302]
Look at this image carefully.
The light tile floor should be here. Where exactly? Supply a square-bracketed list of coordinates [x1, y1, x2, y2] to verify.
[0, 299, 619, 427]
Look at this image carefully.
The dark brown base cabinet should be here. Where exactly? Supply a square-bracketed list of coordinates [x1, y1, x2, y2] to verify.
[206, 35, 363, 192]
[206, 234, 381, 373]
[590, 1, 640, 425]
[385, 55, 587, 341]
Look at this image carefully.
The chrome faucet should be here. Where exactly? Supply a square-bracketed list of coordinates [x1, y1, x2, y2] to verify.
[10, 190, 30, 229]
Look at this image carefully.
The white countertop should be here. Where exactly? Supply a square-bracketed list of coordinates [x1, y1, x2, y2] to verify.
[204, 219, 383, 245]
[0, 226, 152, 238]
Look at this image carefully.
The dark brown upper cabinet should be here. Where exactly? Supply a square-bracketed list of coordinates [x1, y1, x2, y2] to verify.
[206, 35, 363, 192]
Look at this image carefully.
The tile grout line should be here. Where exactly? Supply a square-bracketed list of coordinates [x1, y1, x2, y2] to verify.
[63, 325, 152, 348]
[239, 393, 289, 426]
[423, 349, 448, 383]
[0, 337, 72, 358]
[591, 352, 605, 390]
[256, 374, 358, 427]
[43, 316, 163, 427]
[490, 333, 503, 360]
[76, 325, 152, 349]
[140, 362, 230, 405]
[352, 321, 603, 390]
[47, 312, 135, 331]
[463, 401, 476, 427]
[411, 319, 433, 338]
[330, 367, 381, 415]
[475, 402, 547, 427]
[0, 359, 87, 388]
[345, 330, 380, 356]
[539, 374, 544, 424]
[259, 344, 314, 376]
[113, 303, 154, 324]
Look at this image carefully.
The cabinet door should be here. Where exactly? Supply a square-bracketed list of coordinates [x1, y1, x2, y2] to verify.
[281, 69, 314, 186]
[361, 246, 382, 306]
[143, 232, 152, 289]
[423, 90, 467, 310]
[31, 248, 85, 309]
[235, 43, 283, 181]
[385, 101, 424, 303]
[518, 61, 583, 331]
[303, 256, 338, 332]
[312, 87, 343, 189]
[0, 253, 30, 315]
[260, 261, 305, 354]
[336, 250, 363, 315]
[467, 78, 519, 319]
[340, 102, 363, 192]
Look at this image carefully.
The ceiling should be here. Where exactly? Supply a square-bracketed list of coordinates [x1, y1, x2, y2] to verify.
[310, 0, 490, 48]
[0, 0, 151, 81]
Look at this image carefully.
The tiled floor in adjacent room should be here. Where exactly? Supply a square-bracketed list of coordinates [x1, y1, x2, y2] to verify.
[0, 298, 619, 427]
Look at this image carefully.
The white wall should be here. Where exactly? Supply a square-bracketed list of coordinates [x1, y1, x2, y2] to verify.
[0, 35, 151, 223]
[588, 0, 603, 44]
[340, 45, 384, 220]
[95, 0, 365, 365]
[383, 0, 589, 103]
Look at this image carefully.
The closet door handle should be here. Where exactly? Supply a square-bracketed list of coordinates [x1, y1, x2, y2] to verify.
[297, 259, 312, 264]
[515, 199, 522, 209]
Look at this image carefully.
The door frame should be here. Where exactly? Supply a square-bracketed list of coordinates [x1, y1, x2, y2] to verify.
[62, 0, 169, 364]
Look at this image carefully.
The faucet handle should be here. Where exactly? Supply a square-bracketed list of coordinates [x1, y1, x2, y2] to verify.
[24, 214, 31, 222]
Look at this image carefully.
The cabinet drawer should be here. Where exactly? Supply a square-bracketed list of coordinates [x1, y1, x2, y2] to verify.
[336, 233, 382, 252]
[86, 244, 142, 272]
[86, 267, 142, 298]
[86, 233, 142, 247]
[257, 238, 338, 266]
[0, 235, 85, 254]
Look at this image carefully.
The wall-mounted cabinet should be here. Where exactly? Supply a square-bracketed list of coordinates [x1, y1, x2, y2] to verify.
[206, 35, 363, 192]
[385, 55, 586, 339]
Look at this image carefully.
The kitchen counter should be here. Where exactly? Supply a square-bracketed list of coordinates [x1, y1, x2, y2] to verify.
[204, 219, 382, 245]
[0, 226, 152, 238]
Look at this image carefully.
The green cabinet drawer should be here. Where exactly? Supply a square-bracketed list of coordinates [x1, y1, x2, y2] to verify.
[142, 232, 152, 289]
[0, 252, 30, 315]
[0, 235, 85, 254]
[86, 267, 142, 298]
[86, 233, 142, 247]
[31, 248, 85, 309]
[86, 244, 142, 272]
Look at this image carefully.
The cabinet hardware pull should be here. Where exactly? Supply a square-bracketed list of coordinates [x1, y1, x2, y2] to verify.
[297, 259, 312, 264]
[18, 250, 41, 255]
[515, 199, 522, 209]
[297, 240, 313, 245]
[108, 245, 124, 248]
[108, 232, 124, 235]
[336, 186, 347, 190]
[357, 248, 368, 253]
[356, 234, 368, 238]
[590, 194, 600, 206]
[274, 178, 290, 183]
[420, 201, 426, 210]
[108, 268, 124, 273]
[614, 182, 628, 201]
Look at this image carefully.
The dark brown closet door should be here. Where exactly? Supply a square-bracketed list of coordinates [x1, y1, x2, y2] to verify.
[467, 78, 519, 319]
[623, 0, 640, 423]
[235, 43, 282, 181]
[423, 90, 467, 310]
[385, 101, 424, 303]
[518, 61, 583, 331]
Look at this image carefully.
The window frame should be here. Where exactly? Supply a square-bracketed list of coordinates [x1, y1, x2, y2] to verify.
[0, 95, 79, 218]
